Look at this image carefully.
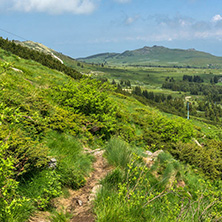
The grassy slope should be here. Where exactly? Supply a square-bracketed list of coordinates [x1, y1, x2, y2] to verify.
[78, 45, 222, 68]
[16, 40, 55, 55]
[16, 40, 94, 73]
[16, 40, 222, 89]
[0, 48, 94, 221]
[1, 43, 222, 221]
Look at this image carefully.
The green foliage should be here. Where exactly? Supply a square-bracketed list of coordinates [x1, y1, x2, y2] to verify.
[95, 145, 222, 222]
[5, 130, 48, 177]
[105, 137, 132, 169]
[115, 98, 194, 149]
[48, 106, 84, 135]
[171, 140, 222, 180]
[0, 143, 32, 222]
[115, 124, 139, 143]
[0, 103, 49, 177]
[46, 131, 92, 189]
[53, 78, 117, 138]
[150, 116, 194, 143]
[19, 169, 62, 210]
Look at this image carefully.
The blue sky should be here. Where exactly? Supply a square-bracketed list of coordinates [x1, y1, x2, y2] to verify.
[1, 0, 222, 58]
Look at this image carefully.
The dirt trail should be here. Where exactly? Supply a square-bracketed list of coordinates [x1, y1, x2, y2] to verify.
[29, 149, 111, 222]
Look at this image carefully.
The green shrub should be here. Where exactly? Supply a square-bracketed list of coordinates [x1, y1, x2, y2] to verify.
[52, 79, 117, 138]
[57, 166, 86, 189]
[150, 116, 195, 143]
[171, 140, 222, 179]
[0, 143, 32, 222]
[19, 169, 62, 210]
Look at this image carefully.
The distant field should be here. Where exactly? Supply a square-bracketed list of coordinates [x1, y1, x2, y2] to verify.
[92, 65, 222, 87]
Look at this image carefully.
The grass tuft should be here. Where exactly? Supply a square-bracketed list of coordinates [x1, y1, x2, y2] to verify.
[105, 137, 132, 168]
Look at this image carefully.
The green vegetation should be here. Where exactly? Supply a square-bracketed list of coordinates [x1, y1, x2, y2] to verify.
[1, 37, 222, 221]
[49, 208, 72, 222]
[105, 137, 132, 168]
[95, 138, 222, 221]
[78, 45, 222, 68]
[0, 37, 81, 79]
[0, 47, 94, 220]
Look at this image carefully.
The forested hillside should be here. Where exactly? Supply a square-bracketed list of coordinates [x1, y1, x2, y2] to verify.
[1, 38, 222, 221]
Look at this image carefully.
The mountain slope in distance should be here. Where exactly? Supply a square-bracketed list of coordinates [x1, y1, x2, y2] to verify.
[15, 40, 95, 71]
[77, 45, 222, 68]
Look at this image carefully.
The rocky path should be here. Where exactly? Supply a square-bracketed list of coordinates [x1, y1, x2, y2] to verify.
[29, 149, 111, 222]
[69, 149, 110, 222]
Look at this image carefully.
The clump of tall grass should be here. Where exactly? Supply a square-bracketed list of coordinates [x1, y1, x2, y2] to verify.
[105, 137, 132, 168]
[45, 131, 93, 189]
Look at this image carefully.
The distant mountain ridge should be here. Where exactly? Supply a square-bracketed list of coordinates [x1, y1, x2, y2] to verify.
[77, 45, 222, 68]
[16, 41, 222, 68]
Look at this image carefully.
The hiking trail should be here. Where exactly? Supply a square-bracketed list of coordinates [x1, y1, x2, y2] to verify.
[29, 148, 111, 222]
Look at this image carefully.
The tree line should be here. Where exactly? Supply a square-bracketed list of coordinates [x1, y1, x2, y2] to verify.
[162, 77, 222, 100]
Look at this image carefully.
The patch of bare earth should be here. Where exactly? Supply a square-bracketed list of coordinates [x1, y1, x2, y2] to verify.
[29, 149, 111, 222]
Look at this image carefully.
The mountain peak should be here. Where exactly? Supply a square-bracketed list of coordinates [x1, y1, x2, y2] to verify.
[187, 48, 196, 51]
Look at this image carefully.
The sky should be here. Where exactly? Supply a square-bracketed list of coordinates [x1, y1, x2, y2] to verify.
[1, 0, 222, 58]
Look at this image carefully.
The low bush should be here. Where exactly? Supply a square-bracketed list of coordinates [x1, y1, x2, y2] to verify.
[0, 143, 33, 222]
[52, 79, 117, 139]
[19, 169, 62, 210]
[171, 140, 222, 180]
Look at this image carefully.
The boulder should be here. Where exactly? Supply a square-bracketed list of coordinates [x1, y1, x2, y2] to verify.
[88, 185, 102, 202]
[143, 150, 164, 167]
[48, 158, 57, 169]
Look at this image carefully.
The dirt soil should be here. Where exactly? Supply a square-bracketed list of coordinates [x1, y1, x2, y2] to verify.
[29, 149, 111, 222]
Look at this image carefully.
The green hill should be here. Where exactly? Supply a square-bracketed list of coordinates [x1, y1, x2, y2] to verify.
[1, 37, 222, 221]
[15, 40, 95, 72]
[78, 45, 222, 68]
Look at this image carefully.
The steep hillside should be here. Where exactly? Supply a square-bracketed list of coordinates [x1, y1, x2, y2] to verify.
[16, 40, 94, 73]
[78, 45, 222, 68]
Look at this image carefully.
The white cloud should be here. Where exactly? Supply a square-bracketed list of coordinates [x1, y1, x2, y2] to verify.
[212, 14, 222, 22]
[104, 15, 222, 43]
[114, 0, 131, 3]
[2, 0, 98, 14]
[125, 15, 139, 25]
